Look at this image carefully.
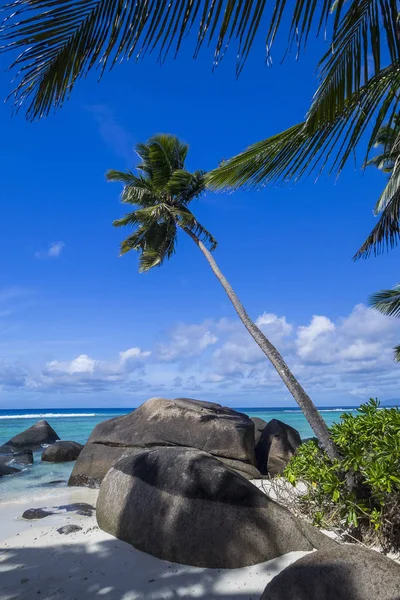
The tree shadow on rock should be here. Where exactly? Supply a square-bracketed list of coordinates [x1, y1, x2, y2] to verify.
[109, 449, 315, 570]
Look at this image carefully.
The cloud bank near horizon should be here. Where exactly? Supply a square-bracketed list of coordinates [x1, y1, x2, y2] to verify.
[0, 302, 398, 406]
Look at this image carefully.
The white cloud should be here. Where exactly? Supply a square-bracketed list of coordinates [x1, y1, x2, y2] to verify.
[256, 312, 293, 338]
[296, 315, 336, 363]
[47, 354, 96, 375]
[120, 347, 151, 362]
[340, 340, 382, 361]
[158, 322, 218, 361]
[339, 303, 394, 339]
[38, 347, 151, 391]
[35, 242, 65, 259]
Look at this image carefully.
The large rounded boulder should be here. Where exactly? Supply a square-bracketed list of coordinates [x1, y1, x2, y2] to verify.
[69, 397, 260, 487]
[256, 418, 302, 476]
[42, 441, 83, 463]
[97, 446, 336, 569]
[5, 420, 59, 451]
[260, 544, 400, 599]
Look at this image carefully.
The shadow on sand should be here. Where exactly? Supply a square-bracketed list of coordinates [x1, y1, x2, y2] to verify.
[0, 534, 300, 600]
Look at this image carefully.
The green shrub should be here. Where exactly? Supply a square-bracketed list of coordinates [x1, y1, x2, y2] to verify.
[284, 399, 400, 551]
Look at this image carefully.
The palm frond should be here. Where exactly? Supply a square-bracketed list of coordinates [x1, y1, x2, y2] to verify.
[119, 219, 176, 269]
[106, 169, 158, 206]
[354, 159, 400, 258]
[139, 249, 163, 272]
[365, 124, 400, 176]
[112, 211, 140, 228]
[374, 154, 400, 214]
[137, 220, 177, 272]
[0, 0, 357, 119]
[145, 135, 189, 188]
[167, 169, 206, 203]
[106, 170, 137, 184]
[369, 285, 400, 317]
[172, 205, 218, 250]
[208, 61, 400, 190]
[309, 0, 400, 134]
[119, 226, 149, 255]
[394, 345, 400, 362]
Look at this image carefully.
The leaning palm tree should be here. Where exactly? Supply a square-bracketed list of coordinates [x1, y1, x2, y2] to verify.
[107, 133, 338, 460]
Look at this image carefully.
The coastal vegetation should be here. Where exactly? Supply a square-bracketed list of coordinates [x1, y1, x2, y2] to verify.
[107, 134, 337, 458]
[284, 400, 400, 552]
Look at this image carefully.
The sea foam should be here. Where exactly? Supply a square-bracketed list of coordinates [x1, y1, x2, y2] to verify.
[0, 413, 96, 419]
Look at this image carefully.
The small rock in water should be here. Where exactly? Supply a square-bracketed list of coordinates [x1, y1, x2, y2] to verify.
[22, 508, 53, 520]
[0, 463, 20, 477]
[57, 525, 82, 535]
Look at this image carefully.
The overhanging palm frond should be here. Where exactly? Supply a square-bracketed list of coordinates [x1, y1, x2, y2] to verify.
[370, 284, 400, 317]
[373, 152, 400, 214]
[0, 0, 354, 119]
[394, 345, 400, 362]
[309, 0, 400, 131]
[354, 155, 400, 258]
[208, 61, 400, 190]
[365, 116, 400, 172]
[370, 285, 400, 362]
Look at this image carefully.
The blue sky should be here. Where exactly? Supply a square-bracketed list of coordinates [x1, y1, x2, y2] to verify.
[0, 25, 399, 409]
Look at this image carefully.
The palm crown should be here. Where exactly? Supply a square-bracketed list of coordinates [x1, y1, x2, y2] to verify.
[107, 134, 216, 272]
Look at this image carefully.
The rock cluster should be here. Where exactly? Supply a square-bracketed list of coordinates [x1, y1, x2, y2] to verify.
[1, 420, 84, 478]
[70, 397, 297, 487]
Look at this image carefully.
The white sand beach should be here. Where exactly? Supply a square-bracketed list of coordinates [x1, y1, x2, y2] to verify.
[0, 486, 311, 600]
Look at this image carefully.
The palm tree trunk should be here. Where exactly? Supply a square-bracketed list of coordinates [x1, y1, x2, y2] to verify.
[183, 227, 339, 461]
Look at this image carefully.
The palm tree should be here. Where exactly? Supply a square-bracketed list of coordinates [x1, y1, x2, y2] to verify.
[108, 133, 339, 460]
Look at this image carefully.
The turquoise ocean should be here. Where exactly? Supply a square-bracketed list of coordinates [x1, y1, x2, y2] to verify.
[0, 406, 358, 502]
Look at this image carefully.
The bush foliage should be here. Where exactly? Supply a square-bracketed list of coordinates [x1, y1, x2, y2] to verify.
[284, 399, 400, 551]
